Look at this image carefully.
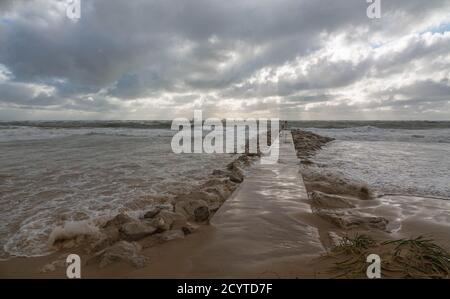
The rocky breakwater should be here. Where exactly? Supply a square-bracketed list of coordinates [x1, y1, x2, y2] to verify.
[45, 153, 258, 271]
[291, 129, 334, 162]
[291, 129, 390, 245]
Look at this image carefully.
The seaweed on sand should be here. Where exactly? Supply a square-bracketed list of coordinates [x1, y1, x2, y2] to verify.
[324, 234, 450, 279]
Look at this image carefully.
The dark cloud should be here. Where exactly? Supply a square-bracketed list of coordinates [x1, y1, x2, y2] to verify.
[0, 0, 449, 119]
[376, 79, 450, 101]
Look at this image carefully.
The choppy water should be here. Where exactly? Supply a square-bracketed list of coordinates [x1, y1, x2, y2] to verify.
[0, 123, 235, 258]
[1, 120, 449, 258]
[292, 124, 450, 200]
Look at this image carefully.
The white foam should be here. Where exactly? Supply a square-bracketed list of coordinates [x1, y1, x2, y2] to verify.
[310, 140, 450, 199]
[300, 127, 450, 143]
[0, 129, 236, 258]
[48, 220, 100, 246]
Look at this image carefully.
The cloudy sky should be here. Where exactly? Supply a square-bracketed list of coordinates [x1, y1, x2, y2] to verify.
[0, 0, 450, 120]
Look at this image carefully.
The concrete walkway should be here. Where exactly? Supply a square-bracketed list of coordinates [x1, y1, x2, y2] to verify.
[196, 131, 325, 276]
[142, 130, 325, 277]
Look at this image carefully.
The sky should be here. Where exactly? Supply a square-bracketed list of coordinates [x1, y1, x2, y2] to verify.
[0, 0, 450, 120]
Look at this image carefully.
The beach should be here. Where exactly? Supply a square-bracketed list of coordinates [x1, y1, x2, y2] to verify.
[0, 122, 449, 278]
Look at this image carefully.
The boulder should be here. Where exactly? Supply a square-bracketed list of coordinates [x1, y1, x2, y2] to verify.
[181, 223, 199, 235]
[176, 190, 220, 204]
[175, 199, 210, 222]
[208, 202, 222, 213]
[200, 178, 237, 198]
[120, 221, 157, 241]
[228, 171, 243, 183]
[155, 203, 174, 211]
[103, 213, 134, 229]
[212, 169, 229, 176]
[310, 191, 356, 209]
[194, 206, 210, 222]
[87, 228, 120, 253]
[89, 241, 149, 268]
[143, 207, 161, 219]
[315, 209, 389, 231]
[227, 162, 244, 183]
[236, 155, 252, 165]
[147, 215, 170, 231]
[146, 210, 187, 231]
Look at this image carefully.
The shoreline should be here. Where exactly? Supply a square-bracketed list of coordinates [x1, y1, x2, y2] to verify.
[0, 148, 259, 276]
[1, 130, 449, 278]
[291, 129, 450, 278]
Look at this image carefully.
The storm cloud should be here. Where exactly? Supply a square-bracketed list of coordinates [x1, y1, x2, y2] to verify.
[0, 0, 449, 120]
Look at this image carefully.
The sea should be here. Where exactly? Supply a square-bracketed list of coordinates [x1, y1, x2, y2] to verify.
[0, 120, 449, 258]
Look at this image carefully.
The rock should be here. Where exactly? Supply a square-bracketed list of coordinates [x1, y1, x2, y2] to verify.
[89, 241, 149, 268]
[310, 191, 356, 209]
[212, 169, 229, 176]
[88, 229, 119, 253]
[61, 239, 76, 249]
[300, 159, 314, 165]
[181, 223, 199, 235]
[147, 215, 170, 231]
[160, 210, 187, 229]
[208, 202, 222, 213]
[155, 203, 174, 211]
[228, 172, 243, 183]
[103, 213, 134, 229]
[176, 190, 220, 204]
[194, 206, 210, 222]
[315, 209, 389, 231]
[200, 178, 227, 188]
[236, 155, 252, 165]
[158, 229, 185, 241]
[175, 199, 210, 222]
[146, 210, 187, 231]
[143, 207, 161, 219]
[200, 179, 238, 200]
[120, 221, 157, 241]
[291, 129, 334, 159]
[226, 161, 240, 171]
[227, 162, 244, 183]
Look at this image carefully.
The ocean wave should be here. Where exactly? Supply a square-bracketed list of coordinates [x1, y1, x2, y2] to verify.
[0, 126, 174, 142]
[288, 120, 450, 130]
[0, 120, 173, 129]
[309, 140, 450, 199]
[300, 127, 450, 143]
[0, 132, 239, 258]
